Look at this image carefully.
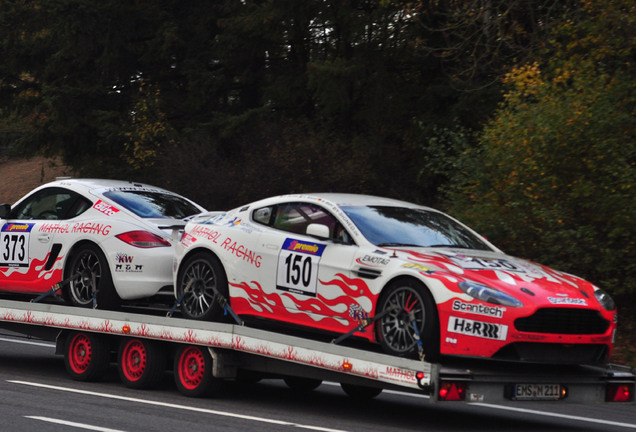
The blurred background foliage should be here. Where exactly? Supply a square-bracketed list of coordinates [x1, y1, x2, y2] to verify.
[0, 0, 633, 298]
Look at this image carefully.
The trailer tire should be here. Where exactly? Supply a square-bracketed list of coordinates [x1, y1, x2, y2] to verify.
[64, 331, 110, 381]
[375, 278, 439, 361]
[340, 383, 383, 399]
[118, 338, 166, 389]
[174, 345, 223, 397]
[283, 377, 322, 392]
[177, 252, 228, 321]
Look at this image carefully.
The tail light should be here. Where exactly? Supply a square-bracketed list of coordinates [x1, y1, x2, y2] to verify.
[606, 383, 634, 402]
[438, 381, 467, 401]
[116, 231, 171, 248]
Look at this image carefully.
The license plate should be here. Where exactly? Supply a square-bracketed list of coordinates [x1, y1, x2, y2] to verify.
[513, 383, 564, 401]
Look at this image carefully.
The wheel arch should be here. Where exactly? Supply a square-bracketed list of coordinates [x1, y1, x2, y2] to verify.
[374, 274, 442, 360]
[177, 246, 228, 289]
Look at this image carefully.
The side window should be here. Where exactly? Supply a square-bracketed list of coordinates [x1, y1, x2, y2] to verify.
[256, 202, 353, 244]
[10, 187, 91, 221]
[252, 206, 273, 225]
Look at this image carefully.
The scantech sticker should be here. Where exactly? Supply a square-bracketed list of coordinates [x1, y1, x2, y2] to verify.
[447, 316, 508, 340]
[452, 299, 506, 318]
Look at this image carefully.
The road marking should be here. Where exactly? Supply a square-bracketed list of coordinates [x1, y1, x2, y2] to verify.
[326, 382, 636, 429]
[0, 336, 55, 348]
[10, 380, 349, 432]
[26, 416, 128, 432]
[469, 403, 636, 430]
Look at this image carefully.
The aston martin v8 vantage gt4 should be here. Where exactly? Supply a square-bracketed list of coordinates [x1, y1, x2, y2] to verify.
[173, 193, 616, 364]
[0, 178, 205, 308]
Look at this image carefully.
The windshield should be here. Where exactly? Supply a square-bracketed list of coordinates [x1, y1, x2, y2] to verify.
[342, 205, 492, 251]
[103, 190, 202, 219]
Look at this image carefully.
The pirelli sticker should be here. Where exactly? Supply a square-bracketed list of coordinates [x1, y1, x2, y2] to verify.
[447, 316, 508, 341]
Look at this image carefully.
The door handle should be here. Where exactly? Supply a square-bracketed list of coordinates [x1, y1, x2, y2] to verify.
[38, 234, 51, 243]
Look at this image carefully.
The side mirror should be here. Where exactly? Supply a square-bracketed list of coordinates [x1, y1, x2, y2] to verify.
[306, 223, 330, 240]
[0, 203, 10, 219]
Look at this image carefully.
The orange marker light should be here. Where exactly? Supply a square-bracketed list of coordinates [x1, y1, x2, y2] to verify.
[122, 325, 131, 334]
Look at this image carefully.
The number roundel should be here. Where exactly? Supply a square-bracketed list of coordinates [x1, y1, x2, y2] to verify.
[0, 223, 33, 267]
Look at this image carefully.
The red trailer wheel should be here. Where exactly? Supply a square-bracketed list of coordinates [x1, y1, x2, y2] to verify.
[174, 345, 223, 397]
[118, 338, 166, 389]
[64, 331, 109, 381]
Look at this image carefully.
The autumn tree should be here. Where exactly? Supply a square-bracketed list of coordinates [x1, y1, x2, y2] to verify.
[446, 0, 636, 296]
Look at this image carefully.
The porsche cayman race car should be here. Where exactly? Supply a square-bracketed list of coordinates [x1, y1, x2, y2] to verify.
[173, 193, 616, 364]
[0, 178, 205, 308]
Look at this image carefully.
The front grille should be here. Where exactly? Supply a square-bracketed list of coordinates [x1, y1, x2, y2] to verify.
[515, 308, 610, 335]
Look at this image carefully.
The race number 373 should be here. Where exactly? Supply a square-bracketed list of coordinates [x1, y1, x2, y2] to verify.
[276, 238, 326, 297]
[0, 223, 34, 267]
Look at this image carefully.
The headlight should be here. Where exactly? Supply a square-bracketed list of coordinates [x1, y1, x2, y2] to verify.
[594, 288, 616, 311]
[458, 281, 523, 308]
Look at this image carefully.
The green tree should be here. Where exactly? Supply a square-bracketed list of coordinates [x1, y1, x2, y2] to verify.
[446, 0, 636, 296]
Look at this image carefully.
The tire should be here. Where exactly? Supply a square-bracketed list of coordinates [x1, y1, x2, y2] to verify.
[118, 338, 166, 389]
[174, 345, 224, 397]
[64, 331, 110, 381]
[283, 377, 323, 392]
[375, 278, 439, 361]
[177, 252, 228, 321]
[65, 243, 119, 310]
[340, 383, 383, 399]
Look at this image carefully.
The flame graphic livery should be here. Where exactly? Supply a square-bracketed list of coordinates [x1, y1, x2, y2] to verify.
[0, 253, 64, 293]
[229, 273, 379, 340]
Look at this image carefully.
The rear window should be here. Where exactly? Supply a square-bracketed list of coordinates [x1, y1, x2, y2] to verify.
[103, 190, 201, 219]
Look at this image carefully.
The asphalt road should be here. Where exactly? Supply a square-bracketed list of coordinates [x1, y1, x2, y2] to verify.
[0, 332, 634, 432]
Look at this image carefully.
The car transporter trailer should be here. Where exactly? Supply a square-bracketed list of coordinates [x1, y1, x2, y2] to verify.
[0, 298, 633, 403]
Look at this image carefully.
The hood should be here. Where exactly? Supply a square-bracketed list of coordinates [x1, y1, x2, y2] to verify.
[398, 247, 597, 308]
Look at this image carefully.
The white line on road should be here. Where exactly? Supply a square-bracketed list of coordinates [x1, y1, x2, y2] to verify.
[26, 416, 128, 432]
[324, 381, 636, 429]
[469, 403, 636, 430]
[11, 380, 349, 432]
[0, 336, 55, 347]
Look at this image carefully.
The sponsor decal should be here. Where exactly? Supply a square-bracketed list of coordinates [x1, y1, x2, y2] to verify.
[39, 222, 111, 236]
[116, 253, 134, 264]
[190, 225, 222, 243]
[40, 223, 71, 234]
[282, 238, 326, 256]
[2, 223, 34, 232]
[445, 336, 458, 346]
[356, 254, 390, 267]
[93, 200, 120, 216]
[226, 217, 241, 227]
[115, 255, 143, 272]
[547, 296, 587, 306]
[180, 232, 197, 248]
[402, 262, 435, 274]
[452, 299, 505, 318]
[447, 316, 508, 340]
[220, 236, 262, 268]
[349, 303, 369, 322]
[70, 222, 111, 236]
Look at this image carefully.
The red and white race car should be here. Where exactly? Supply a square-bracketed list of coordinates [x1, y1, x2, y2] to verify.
[0, 178, 205, 308]
[173, 193, 617, 364]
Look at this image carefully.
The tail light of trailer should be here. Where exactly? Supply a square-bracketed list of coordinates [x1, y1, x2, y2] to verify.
[438, 381, 467, 401]
[606, 383, 634, 402]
